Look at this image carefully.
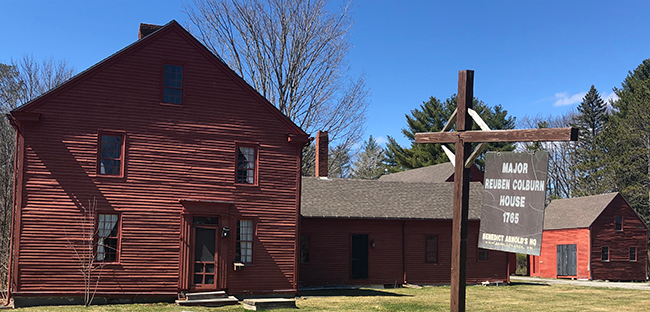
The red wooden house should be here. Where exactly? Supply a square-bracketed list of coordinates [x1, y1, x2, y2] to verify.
[530, 193, 647, 281]
[6, 21, 308, 306]
[299, 136, 509, 287]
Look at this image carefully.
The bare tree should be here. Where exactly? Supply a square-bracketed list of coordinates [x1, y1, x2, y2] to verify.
[65, 199, 104, 307]
[0, 56, 74, 296]
[185, 0, 369, 153]
[517, 112, 577, 200]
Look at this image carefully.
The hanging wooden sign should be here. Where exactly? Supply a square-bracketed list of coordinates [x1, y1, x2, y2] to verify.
[478, 151, 548, 256]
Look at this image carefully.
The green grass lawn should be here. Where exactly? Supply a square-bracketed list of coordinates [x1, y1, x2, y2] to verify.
[8, 283, 650, 312]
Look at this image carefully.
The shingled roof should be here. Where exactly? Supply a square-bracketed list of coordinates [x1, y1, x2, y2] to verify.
[301, 177, 484, 220]
[543, 192, 620, 230]
[378, 162, 455, 183]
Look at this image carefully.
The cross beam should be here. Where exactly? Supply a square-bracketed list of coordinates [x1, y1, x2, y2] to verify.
[414, 70, 577, 312]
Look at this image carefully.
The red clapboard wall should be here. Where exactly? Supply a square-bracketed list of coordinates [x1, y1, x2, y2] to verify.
[8, 20, 307, 300]
[530, 193, 646, 281]
[300, 218, 508, 286]
[529, 228, 591, 279]
[590, 195, 647, 281]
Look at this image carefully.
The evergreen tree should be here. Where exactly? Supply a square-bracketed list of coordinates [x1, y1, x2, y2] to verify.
[351, 135, 385, 179]
[603, 59, 650, 223]
[571, 85, 610, 196]
[385, 95, 516, 172]
[328, 143, 352, 178]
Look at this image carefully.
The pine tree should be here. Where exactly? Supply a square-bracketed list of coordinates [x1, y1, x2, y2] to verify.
[603, 59, 650, 223]
[571, 85, 610, 196]
[385, 95, 516, 172]
[351, 135, 385, 179]
[328, 143, 352, 178]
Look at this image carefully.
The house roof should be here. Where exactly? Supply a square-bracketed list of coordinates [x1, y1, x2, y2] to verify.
[301, 177, 484, 220]
[11, 20, 307, 138]
[543, 192, 620, 230]
[378, 162, 455, 183]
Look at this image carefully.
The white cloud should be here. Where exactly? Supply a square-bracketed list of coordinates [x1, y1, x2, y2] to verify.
[601, 91, 619, 103]
[374, 136, 388, 145]
[553, 91, 587, 107]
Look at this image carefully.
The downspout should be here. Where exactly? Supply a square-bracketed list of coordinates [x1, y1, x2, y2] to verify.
[402, 220, 407, 284]
[4, 114, 19, 306]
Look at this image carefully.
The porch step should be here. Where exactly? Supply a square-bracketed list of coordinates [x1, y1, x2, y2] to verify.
[175, 296, 238, 307]
[243, 298, 296, 311]
[185, 290, 227, 300]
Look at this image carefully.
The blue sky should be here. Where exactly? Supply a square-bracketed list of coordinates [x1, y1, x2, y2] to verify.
[2, 0, 649, 147]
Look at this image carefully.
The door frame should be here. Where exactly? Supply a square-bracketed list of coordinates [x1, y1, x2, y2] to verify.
[350, 233, 369, 280]
[179, 200, 232, 291]
[190, 216, 221, 291]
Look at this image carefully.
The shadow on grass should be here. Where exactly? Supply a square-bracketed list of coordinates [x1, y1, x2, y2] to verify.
[300, 288, 411, 297]
[508, 281, 551, 287]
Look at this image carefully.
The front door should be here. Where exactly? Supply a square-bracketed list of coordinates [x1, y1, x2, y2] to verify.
[556, 244, 577, 276]
[192, 216, 219, 290]
[351, 234, 369, 279]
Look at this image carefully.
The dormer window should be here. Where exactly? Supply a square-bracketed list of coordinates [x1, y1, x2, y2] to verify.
[163, 64, 183, 104]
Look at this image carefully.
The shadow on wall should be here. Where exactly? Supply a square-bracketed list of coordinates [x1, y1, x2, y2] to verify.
[299, 289, 411, 297]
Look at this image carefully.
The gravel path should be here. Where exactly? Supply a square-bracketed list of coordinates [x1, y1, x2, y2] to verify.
[510, 276, 650, 290]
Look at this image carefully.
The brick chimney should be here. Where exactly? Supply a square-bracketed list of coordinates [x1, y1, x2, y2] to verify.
[315, 131, 328, 178]
[139, 23, 163, 39]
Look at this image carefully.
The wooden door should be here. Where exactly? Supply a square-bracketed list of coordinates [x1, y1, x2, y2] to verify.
[191, 216, 220, 290]
[351, 234, 369, 279]
[556, 244, 577, 276]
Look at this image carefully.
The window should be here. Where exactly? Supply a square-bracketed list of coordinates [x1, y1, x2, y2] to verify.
[425, 236, 438, 263]
[478, 248, 489, 262]
[300, 236, 310, 264]
[236, 220, 254, 263]
[236, 146, 257, 184]
[98, 133, 125, 176]
[630, 247, 637, 261]
[163, 64, 183, 104]
[97, 214, 119, 262]
[615, 216, 623, 231]
[601, 246, 609, 261]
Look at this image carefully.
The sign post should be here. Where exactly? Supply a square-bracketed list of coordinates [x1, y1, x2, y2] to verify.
[414, 70, 577, 312]
[479, 151, 548, 256]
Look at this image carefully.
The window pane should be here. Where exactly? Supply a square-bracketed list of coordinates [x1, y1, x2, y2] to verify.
[237, 147, 256, 184]
[426, 237, 437, 262]
[615, 216, 622, 231]
[602, 247, 609, 261]
[630, 247, 637, 261]
[300, 236, 309, 263]
[97, 214, 119, 262]
[236, 220, 254, 263]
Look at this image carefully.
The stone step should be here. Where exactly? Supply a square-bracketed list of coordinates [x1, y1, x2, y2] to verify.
[185, 290, 227, 300]
[175, 296, 238, 307]
[243, 298, 296, 311]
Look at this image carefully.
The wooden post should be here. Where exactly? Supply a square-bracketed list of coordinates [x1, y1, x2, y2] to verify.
[414, 70, 578, 312]
[451, 70, 473, 311]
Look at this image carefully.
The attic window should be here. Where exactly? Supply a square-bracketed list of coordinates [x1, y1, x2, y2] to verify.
[615, 216, 622, 231]
[163, 64, 183, 104]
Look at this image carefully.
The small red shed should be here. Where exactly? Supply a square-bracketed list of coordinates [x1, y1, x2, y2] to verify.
[530, 193, 647, 281]
[6, 21, 307, 306]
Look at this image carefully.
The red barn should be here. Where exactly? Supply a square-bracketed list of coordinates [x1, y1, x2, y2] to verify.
[299, 141, 509, 287]
[6, 21, 307, 306]
[530, 193, 647, 281]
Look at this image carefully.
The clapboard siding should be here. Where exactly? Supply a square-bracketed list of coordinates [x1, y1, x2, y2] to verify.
[11, 22, 305, 297]
[530, 228, 590, 279]
[299, 218, 508, 286]
[531, 194, 647, 281]
[590, 196, 647, 281]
